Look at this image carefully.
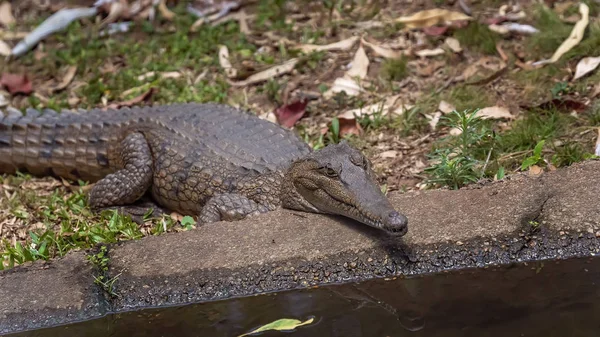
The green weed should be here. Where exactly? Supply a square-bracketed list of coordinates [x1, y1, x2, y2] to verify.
[453, 21, 498, 55]
[381, 56, 408, 82]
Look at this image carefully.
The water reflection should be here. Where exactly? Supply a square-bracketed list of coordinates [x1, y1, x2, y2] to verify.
[8, 257, 600, 337]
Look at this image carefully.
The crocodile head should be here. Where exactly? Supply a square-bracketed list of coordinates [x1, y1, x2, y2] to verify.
[284, 141, 408, 236]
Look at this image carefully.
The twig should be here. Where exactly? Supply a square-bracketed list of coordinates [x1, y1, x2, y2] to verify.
[481, 146, 494, 175]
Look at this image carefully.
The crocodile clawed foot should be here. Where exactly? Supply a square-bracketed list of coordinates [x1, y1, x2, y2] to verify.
[94, 200, 168, 225]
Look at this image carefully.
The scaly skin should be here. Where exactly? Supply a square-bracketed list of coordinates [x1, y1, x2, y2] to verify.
[0, 103, 408, 235]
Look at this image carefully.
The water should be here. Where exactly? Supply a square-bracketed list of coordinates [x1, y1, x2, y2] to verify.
[9, 257, 600, 337]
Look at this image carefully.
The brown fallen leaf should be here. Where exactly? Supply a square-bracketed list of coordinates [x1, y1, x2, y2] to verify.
[275, 99, 308, 128]
[0, 73, 32, 95]
[396, 9, 472, 29]
[573, 56, 600, 80]
[345, 45, 369, 79]
[0, 2, 15, 27]
[496, 42, 508, 61]
[298, 36, 359, 53]
[218, 45, 238, 78]
[158, 0, 176, 20]
[528, 165, 544, 176]
[361, 38, 407, 59]
[338, 95, 411, 119]
[475, 106, 514, 120]
[53, 65, 77, 92]
[338, 117, 363, 137]
[107, 87, 157, 109]
[522, 98, 587, 113]
[438, 100, 456, 114]
[229, 58, 298, 87]
[423, 26, 449, 36]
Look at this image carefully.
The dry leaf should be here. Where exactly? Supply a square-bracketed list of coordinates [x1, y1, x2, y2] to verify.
[0, 73, 32, 95]
[218, 45, 237, 78]
[488, 24, 509, 35]
[501, 23, 539, 34]
[528, 165, 543, 176]
[361, 38, 407, 59]
[53, 65, 77, 92]
[396, 9, 472, 29]
[338, 117, 363, 137]
[229, 58, 298, 86]
[573, 56, 600, 80]
[338, 95, 411, 119]
[346, 45, 369, 79]
[438, 100, 455, 114]
[0, 39, 9, 56]
[444, 37, 462, 52]
[275, 99, 308, 128]
[415, 48, 445, 57]
[324, 77, 363, 98]
[427, 111, 442, 129]
[324, 47, 370, 98]
[423, 26, 449, 36]
[550, 3, 589, 63]
[137, 71, 181, 81]
[0, 2, 15, 27]
[108, 87, 156, 109]
[298, 36, 359, 53]
[379, 150, 398, 158]
[158, 0, 175, 20]
[475, 106, 514, 120]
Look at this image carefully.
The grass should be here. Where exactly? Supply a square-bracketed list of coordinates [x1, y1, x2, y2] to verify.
[381, 56, 409, 82]
[453, 21, 499, 55]
[446, 85, 493, 112]
[0, 174, 183, 270]
[425, 105, 598, 189]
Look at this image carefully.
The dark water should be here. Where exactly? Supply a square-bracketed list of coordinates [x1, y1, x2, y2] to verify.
[10, 257, 600, 337]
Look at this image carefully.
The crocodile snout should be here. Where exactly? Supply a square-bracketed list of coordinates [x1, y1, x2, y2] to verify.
[383, 211, 408, 236]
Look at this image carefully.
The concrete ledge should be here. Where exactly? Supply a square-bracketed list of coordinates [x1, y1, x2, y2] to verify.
[0, 251, 107, 334]
[1, 160, 600, 334]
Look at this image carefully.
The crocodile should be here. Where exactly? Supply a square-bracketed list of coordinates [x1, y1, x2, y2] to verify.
[0, 103, 408, 235]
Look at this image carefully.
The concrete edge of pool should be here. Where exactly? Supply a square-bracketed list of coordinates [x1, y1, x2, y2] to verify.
[1, 160, 599, 335]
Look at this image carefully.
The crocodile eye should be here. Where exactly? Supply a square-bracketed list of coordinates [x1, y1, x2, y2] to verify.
[320, 167, 339, 178]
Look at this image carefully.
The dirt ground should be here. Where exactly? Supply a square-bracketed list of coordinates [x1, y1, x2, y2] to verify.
[0, 0, 599, 266]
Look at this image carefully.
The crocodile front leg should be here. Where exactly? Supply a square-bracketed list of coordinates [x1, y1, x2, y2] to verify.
[198, 193, 270, 224]
[88, 132, 153, 213]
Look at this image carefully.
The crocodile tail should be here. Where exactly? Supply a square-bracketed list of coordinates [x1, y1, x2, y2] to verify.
[0, 107, 115, 182]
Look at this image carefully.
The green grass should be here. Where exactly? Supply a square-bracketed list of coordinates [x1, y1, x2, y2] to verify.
[2, 6, 253, 110]
[0, 174, 183, 270]
[445, 85, 493, 112]
[453, 21, 499, 55]
[381, 56, 408, 82]
[526, 4, 573, 59]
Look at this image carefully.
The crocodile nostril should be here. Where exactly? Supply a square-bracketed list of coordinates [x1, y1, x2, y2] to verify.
[389, 211, 399, 218]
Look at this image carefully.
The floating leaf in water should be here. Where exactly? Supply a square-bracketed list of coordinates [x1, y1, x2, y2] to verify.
[238, 317, 315, 337]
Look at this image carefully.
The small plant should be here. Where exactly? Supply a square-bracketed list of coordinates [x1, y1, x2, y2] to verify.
[550, 82, 570, 98]
[88, 245, 121, 297]
[381, 56, 408, 81]
[328, 117, 341, 144]
[424, 149, 480, 189]
[521, 140, 545, 170]
[356, 103, 388, 130]
[424, 109, 493, 189]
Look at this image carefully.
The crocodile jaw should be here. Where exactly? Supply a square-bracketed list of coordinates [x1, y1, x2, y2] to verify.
[283, 141, 408, 236]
